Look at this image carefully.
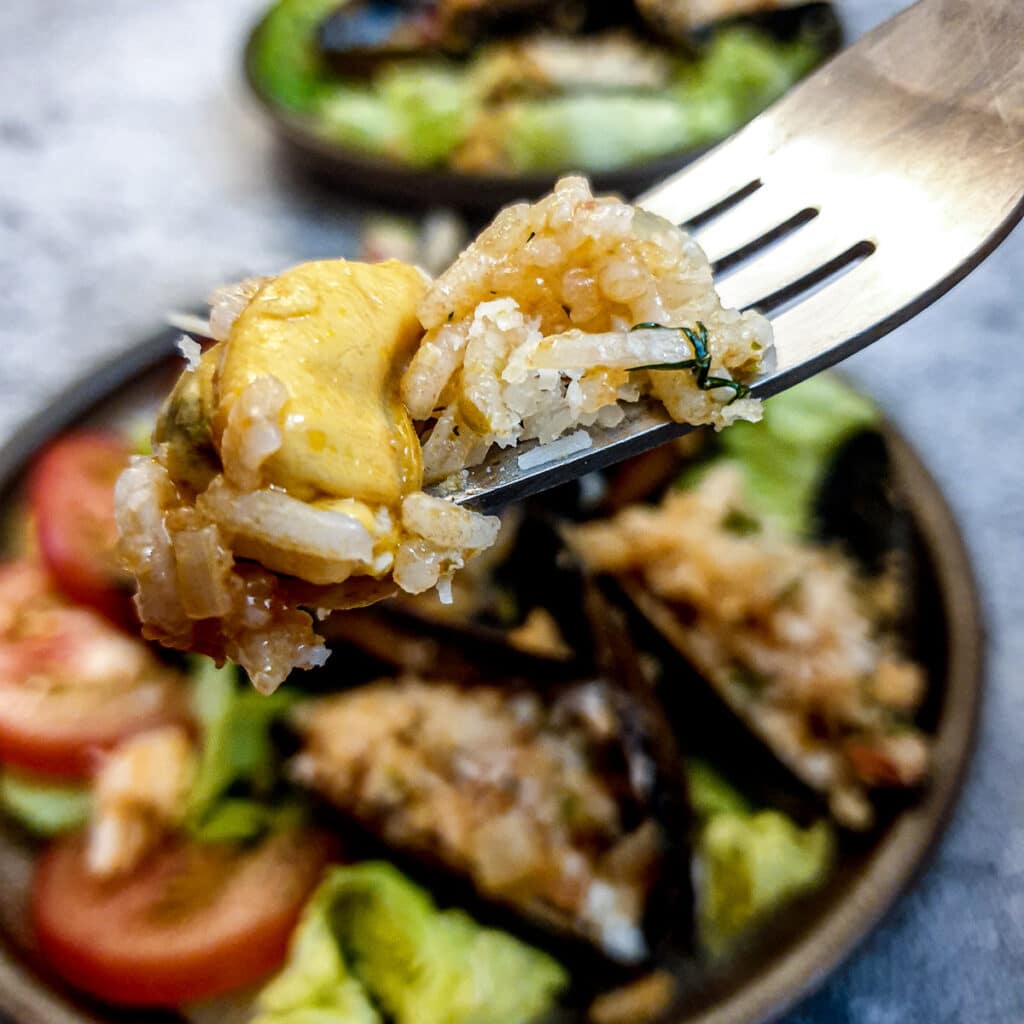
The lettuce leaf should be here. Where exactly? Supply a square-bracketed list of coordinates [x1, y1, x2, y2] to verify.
[377, 64, 474, 167]
[688, 759, 832, 953]
[697, 811, 833, 953]
[499, 94, 695, 173]
[250, 0, 348, 111]
[708, 375, 879, 536]
[185, 657, 300, 841]
[0, 771, 91, 836]
[672, 26, 822, 146]
[254, 862, 568, 1024]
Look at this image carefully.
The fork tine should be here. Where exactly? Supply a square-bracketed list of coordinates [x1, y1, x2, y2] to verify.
[767, 253, 916, 377]
[692, 184, 815, 267]
[714, 213, 872, 312]
[636, 123, 772, 227]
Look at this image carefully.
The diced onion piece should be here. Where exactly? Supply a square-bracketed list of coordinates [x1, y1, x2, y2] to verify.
[527, 327, 692, 371]
[172, 525, 234, 620]
[517, 429, 592, 471]
[114, 458, 189, 636]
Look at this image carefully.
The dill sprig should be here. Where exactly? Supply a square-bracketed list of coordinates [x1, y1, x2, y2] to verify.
[628, 321, 751, 403]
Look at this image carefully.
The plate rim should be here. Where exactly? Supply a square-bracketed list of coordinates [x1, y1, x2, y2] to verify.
[0, 328, 985, 1024]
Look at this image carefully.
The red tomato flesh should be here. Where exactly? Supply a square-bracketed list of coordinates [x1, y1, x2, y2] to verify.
[0, 561, 186, 779]
[28, 431, 134, 624]
[33, 829, 334, 1006]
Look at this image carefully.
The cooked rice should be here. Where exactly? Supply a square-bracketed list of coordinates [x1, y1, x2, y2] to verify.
[404, 176, 770, 484]
[569, 465, 929, 829]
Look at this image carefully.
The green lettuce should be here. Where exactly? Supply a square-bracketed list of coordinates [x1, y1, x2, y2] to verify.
[315, 85, 402, 156]
[706, 375, 879, 536]
[687, 761, 833, 953]
[251, 0, 350, 111]
[315, 62, 475, 166]
[378, 64, 474, 166]
[185, 657, 300, 842]
[500, 93, 695, 173]
[673, 27, 822, 146]
[0, 771, 91, 836]
[254, 862, 568, 1024]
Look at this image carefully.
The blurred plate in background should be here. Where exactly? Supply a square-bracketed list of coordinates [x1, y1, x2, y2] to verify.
[243, 1, 843, 209]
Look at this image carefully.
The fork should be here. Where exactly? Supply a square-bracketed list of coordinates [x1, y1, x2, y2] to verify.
[439, 0, 1024, 514]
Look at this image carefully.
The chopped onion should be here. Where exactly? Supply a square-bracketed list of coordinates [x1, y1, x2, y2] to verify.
[517, 429, 592, 471]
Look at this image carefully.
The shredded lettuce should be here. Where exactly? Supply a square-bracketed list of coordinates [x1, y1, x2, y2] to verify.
[690, 375, 879, 536]
[0, 771, 91, 836]
[185, 657, 300, 842]
[254, 862, 568, 1024]
[687, 760, 833, 953]
[697, 811, 833, 953]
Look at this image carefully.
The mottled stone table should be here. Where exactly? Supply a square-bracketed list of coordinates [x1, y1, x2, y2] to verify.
[1, 1, 1021, 1021]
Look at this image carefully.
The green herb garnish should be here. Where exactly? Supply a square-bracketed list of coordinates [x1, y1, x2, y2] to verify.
[629, 322, 751, 403]
[722, 507, 762, 535]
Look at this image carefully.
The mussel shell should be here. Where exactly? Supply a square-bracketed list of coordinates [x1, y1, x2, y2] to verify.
[636, 0, 838, 45]
[582, 574, 695, 956]
[813, 429, 911, 575]
[610, 574, 830, 824]
[319, 601, 579, 687]
[317, 0, 443, 74]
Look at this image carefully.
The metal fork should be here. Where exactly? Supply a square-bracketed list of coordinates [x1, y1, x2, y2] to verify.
[440, 0, 1023, 514]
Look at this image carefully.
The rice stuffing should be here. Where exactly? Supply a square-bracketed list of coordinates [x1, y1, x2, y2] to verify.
[117, 178, 769, 692]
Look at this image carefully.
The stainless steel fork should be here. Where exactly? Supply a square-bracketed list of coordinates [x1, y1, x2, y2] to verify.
[442, 0, 1024, 514]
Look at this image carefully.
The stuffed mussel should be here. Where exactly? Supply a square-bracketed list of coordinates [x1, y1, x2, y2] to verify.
[570, 377, 932, 830]
[289, 555, 694, 967]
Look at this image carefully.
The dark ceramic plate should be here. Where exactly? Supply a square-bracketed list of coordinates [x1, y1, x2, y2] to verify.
[242, 6, 843, 210]
[0, 327, 983, 1024]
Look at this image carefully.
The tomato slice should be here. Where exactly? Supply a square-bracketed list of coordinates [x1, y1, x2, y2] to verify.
[29, 431, 134, 624]
[33, 829, 334, 1006]
[0, 562, 187, 778]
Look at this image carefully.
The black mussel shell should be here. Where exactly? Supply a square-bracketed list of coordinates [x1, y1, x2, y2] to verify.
[608, 574, 827, 825]
[813, 429, 911, 576]
[581, 574, 695, 956]
[317, 0, 443, 74]
[319, 601, 579, 687]
[636, 0, 839, 47]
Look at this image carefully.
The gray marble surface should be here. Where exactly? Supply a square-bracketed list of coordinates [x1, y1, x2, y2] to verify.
[1, 1, 1021, 1021]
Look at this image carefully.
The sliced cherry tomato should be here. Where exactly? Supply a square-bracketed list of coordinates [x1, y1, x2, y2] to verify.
[28, 431, 134, 624]
[33, 828, 334, 1006]
[0, 562, 187, 778]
